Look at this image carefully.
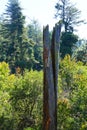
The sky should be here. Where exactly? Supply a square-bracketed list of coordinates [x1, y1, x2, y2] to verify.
[1, 0, 87, 39]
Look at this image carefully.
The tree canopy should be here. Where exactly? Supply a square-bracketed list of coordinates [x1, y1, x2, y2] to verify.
[55, 0, 83, 32]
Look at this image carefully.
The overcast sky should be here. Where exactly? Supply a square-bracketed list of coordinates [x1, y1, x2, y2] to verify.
[1, 0, 87, 39]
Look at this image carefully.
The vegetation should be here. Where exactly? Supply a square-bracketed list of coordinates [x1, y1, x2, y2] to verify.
[0, 62, 43, 130]
[55, 0, 83, 32]
[58, 55, 87, 130]
[60, 32, 78, 58]
[55, 0, 85, 58]
[74, 42, 87, 64]
[0, 55, 87, 129]
[27, 20, 43, 70]
[0, 0, 87, 130]
[1, 0, 26, 72]
[0, 0, 43, 73]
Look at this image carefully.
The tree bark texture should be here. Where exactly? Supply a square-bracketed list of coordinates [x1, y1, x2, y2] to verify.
[43, 24, 61, 130]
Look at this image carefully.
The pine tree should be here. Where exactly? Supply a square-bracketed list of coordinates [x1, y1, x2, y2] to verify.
[55, 0, 83, 32]
[27, 20, 43, 70]
[1, 0, 35, 73]
[60, 32, 78, 58]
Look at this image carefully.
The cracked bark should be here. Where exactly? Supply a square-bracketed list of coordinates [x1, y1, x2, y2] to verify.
[43, 24, 61, 130]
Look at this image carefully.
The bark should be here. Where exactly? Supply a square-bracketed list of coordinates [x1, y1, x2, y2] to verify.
[43, 24, 61, 130]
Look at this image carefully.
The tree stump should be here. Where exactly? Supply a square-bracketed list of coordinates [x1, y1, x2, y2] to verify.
[43, 24, 61, 130]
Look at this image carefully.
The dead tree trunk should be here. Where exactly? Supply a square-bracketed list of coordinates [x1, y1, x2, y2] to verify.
[43, 24, 61, 130]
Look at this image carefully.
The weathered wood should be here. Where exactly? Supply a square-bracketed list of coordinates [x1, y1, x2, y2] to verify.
[43, 24, 61, 130]
[51, 24, 61, 129]
[43, 25, 55, 130]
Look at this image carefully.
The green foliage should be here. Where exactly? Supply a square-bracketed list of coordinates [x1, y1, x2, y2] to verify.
[10, 70, 43, 130]
[59, 55, 77, 93]
[0, 56, 87, 130]
[27, 20, 43, 70]
[57, 98, 71, 130]
[0, 0, 25, 72]
[0, 62, 15, 130]
[55, 0, 83, 32]
[0, 62, 43, 130]
[0, 3, 43, 73]
[33, 44, 43, 70]
[60, 32, 78, 58]
[0, 0, 36, 73]
[0, 0, 86, 129]
[24, 128, 34, 130]
[74, 43, 87, 64]
[27, 20, 42, 43]
[58, 55, 87, 130]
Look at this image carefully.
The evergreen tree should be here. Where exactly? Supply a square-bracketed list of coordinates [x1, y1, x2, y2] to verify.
[55, 0, 81, 58]
[55, 0, 84, 32]
[74, 42, 87, 64]
[1, 0, 35, 73]
[4, 0, 25, 72]
[60, 32, 78, 58]
[27, 20, 42, 43]
[27, 20, 43, 70]
[0, 20, 9, 62]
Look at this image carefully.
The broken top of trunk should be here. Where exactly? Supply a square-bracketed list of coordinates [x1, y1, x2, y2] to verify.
[43, 23, 61, 130]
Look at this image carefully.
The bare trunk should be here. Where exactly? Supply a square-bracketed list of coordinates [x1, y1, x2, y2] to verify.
[43, 24, 61, 130]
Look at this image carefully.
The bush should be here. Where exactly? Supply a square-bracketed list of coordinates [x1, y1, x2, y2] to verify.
[10, 70, 43, 130]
